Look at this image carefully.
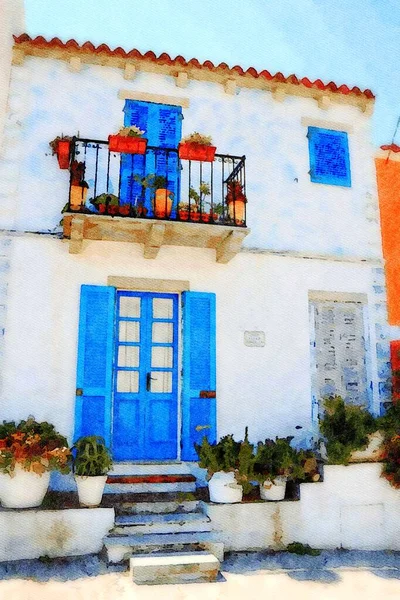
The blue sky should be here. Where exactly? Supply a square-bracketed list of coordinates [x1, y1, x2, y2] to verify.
[25, 0, 400, 146]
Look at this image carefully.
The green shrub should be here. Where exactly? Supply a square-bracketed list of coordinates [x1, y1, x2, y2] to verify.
[286, 542, 321, 556]
[319, 396, 377, 465]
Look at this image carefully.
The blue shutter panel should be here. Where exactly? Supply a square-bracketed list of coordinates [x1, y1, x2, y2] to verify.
[308, 127, 351, 187]
[74, 285, 115, 447]
[120, 101, 182, 211]
[181, 292, 216, 460]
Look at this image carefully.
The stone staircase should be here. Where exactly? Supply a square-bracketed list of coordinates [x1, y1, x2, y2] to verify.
[102, 466, 223, 585]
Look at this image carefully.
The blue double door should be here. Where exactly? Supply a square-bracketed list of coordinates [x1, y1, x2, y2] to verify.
[74, 286, 217, 462]
[113, 291, 178, 460]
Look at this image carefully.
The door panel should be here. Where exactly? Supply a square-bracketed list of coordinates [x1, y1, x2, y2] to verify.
[113, 291, 178, 460]
[310, 299, 370, 421]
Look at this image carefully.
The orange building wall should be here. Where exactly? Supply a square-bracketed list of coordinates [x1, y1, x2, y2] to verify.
[375, 156, 400, 325]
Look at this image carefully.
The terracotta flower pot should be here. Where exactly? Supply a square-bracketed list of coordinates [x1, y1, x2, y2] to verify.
[108, 135, 147, 154]
[56, 140, 71, 169]
[69, 185, 88, 211]
[178, 142, 216, 162]
[119, 205, 130, 216]
[154, 189, 173, 218]
[227, 199, 246, 225]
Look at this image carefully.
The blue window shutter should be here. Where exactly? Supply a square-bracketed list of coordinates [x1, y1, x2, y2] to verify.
[308, 127, 351, 187]
[120, 101, 182, 210]
[181, 291, 216, 460]
[74, 285, 115, 448]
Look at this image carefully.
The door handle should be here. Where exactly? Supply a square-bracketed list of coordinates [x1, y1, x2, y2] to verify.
[76, 388, 83, 396]
[146, 373, 156, 391]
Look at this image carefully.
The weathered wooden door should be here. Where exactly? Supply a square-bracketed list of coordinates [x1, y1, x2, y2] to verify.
[310, 299, 370, 421]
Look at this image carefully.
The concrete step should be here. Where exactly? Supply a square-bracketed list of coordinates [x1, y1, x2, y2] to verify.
[104, 474, 196, 495]
[104, 531, 224, 564]
[115, 499, 200, 515]
[113, 512, 213, 535]
[129, 551, 220, 585]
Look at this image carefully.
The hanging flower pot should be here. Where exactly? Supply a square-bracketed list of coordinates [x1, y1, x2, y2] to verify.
[178, 142, 216, 162]
[178, 132, 216, 162]
[108, 125, 147, 154]
[108, 135, 147, 154]
[49, 136, 72, 169]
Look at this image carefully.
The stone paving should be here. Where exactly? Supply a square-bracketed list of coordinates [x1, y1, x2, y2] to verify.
[1, 550, 400, 599]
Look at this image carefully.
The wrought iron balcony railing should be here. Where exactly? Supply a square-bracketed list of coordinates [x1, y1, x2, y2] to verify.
[65, 137, 247, 227]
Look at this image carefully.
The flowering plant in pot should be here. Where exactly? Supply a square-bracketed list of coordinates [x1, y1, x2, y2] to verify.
[195, 429, 254, 503]
[72, 435, 112, 507]
[108, 125, 147, 154]
[178, 132, 216, 162]
[225, 180, 247, 225]
[49, 135, 72, 169]
[0, 417, 71, 508]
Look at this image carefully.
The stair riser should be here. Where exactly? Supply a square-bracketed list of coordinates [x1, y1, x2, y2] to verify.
[132, 567, 219, 585]
[107, 542, 224, 564]
[104, 482, 196, 494]
[117, 500, 199, 514]
[113, 522, 213, 535]
[111, 463, 192, 476]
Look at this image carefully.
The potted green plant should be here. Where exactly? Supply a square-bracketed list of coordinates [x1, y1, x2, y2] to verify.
[195, 429, 254, 503]
[108, 125, 147, 154]
[49, 135, 72, 169]
[0, 417, 71, 508]
[90, 193, 120, 215]
[135, 174, 174, 218]
[178, 132, 216, 162]
[72, 435, 112, 507]
[253, 436, 306, 501]
[318, 396, 378, 465]
[225, 180, 247, 225]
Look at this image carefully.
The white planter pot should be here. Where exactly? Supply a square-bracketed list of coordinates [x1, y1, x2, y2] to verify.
[208, 471, 243, 503]
[349, 431, 384, 463]
[0, 466, 50, 508]
[259, 476, 287, 501]
[75, 475, 107, 507]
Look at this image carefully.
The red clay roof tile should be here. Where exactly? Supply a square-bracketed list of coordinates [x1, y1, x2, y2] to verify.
[13, 34, 375, 100]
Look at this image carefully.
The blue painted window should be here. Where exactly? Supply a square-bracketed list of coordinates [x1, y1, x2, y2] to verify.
[308, 127, 351, 187]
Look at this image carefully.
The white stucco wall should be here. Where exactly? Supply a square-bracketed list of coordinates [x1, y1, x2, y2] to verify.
[0, 508, 114, 561]
[0, 0, 24, 155]
[204, 464, 400, 552]
[0, 54, 381, 259]
[0, 235, 380, 446]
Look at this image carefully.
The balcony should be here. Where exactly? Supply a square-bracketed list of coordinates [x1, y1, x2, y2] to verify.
[62, 137, 249, 262]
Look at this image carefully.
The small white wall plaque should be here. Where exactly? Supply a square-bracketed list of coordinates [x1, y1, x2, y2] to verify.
[244, 331, 265, 347]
